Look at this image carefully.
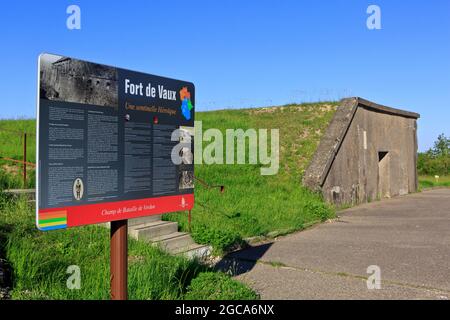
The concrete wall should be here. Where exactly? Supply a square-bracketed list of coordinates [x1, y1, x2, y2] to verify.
[322, 106, 418, 205]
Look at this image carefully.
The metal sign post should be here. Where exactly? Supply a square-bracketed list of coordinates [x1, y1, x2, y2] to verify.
[23, 132, 27, 187]
[110, 219, 128, 300]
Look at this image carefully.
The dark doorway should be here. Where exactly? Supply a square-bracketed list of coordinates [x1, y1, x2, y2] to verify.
[378, 151, 390, 199]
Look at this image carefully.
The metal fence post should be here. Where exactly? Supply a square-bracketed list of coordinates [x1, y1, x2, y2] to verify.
[23, 132, 27, 188]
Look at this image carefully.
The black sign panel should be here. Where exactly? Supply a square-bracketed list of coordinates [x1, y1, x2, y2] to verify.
[37, 53, 194, 230]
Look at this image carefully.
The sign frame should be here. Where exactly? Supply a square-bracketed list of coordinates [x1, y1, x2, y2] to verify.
[36, 53, 195, 230]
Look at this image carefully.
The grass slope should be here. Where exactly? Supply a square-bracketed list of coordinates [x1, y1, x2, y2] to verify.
[165, 103, 338, 252]
[0, 102, 338, 253]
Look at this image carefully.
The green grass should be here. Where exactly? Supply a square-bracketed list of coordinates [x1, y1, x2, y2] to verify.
[0, 169, 33, 190]
[266, 261, 287, 268]
[0, 118, 36, 189]
[0, 195, 257, 300]
[165, 103, 338, 253]
[0, 118, 36, 161]
[419, 175, 450, 189]
[0, 102, 337, 253]
[184, 272, 258, 300]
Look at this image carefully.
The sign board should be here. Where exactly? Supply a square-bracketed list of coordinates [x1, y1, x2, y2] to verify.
[37, 54, 195, 230]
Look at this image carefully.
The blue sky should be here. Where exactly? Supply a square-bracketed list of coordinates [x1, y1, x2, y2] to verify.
[0, 0, 448, 151]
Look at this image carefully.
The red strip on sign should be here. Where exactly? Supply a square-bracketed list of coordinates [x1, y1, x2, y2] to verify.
[38, 194, 194, 228]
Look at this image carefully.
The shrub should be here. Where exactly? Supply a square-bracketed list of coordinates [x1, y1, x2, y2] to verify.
[418, 153, 450, 176]
[418, 134, 450, 176]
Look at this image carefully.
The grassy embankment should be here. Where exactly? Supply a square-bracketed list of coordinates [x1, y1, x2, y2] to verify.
[166, 103, 339, 252]
[1, 111, 447, 299]
[0, 117, 260, 299]
[0, 195, 257, 300]
[0, 103, 339, 253]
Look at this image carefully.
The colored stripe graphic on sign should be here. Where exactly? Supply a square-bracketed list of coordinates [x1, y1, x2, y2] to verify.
[38, 210, 67, 230]
[38, 194, 194, 230]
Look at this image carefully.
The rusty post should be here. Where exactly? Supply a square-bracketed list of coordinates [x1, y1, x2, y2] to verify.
[23, 133, 27, 187]
[110, 219, 128, 300]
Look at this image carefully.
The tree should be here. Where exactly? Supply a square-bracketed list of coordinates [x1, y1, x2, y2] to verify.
[417, 134, 450, 176]
[431, 133, 450, 157]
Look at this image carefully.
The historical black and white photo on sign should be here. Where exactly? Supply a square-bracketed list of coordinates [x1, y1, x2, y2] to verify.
[39, 54, 118, 109]
[179, 126, 194, 164]
[179, 170, 194, 190]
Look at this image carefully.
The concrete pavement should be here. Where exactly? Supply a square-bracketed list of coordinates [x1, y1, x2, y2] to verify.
[217, 189, 450, 299]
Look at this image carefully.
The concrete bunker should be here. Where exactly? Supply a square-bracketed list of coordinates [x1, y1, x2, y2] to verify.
[303, 97, 420, 205]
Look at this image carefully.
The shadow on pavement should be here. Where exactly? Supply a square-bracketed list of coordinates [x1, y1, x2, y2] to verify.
[214, 242, 273, 276]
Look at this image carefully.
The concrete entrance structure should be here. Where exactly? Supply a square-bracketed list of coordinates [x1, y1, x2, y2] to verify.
[303, 97, 420, 205]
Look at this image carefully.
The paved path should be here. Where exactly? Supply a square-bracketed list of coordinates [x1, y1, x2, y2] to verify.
[218, 189, 450, 300]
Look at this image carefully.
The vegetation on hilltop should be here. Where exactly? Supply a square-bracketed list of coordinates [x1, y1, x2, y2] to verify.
[418, 133, 450, 176]
[165, 103, 338, 253]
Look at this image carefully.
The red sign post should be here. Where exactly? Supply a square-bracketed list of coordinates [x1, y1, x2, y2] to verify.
[110, 220, 128, 300]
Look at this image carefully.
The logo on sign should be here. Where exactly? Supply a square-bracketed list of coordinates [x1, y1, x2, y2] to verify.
[179, 87, 193, 120]
[73, 178, 84, 201]
[180, 196, 188, 209]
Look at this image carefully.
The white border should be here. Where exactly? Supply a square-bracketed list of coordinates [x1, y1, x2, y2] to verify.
[36, 54, 43, 230]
